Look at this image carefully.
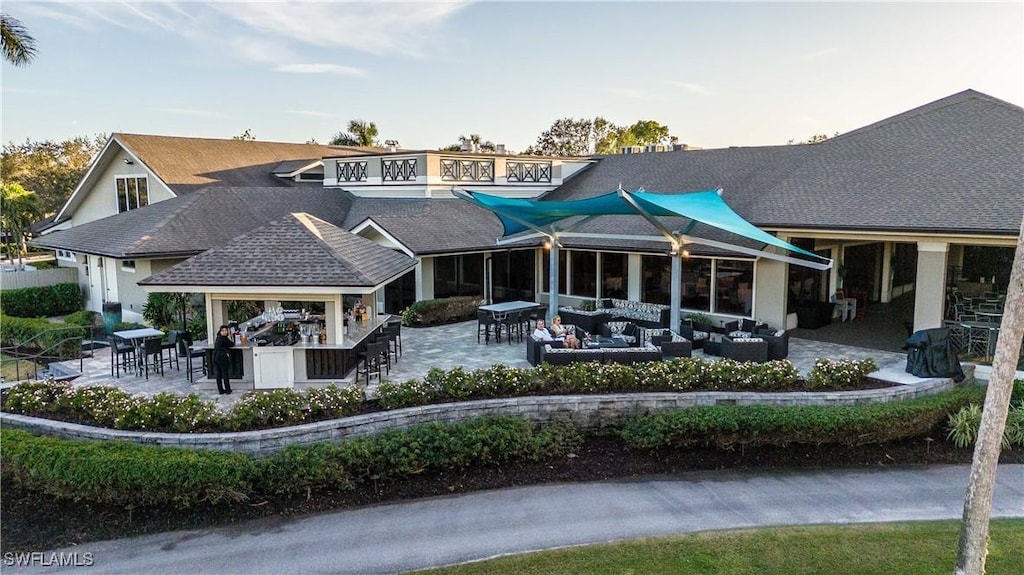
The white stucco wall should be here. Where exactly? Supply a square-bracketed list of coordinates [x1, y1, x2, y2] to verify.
[71, 150, 175, 226]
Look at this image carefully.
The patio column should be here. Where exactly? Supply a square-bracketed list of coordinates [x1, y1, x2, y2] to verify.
[913, 241, 949, 331]
[547, 240, 559, 321]
[880, 242, 894, 303]
[669, 248, 682, 333]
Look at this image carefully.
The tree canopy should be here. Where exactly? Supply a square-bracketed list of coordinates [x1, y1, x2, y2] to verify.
[1, 134, 107, 217]
[1, 14, 37, 67]
[330, 120, 379, 147]
[1, 182, 40, 266]
[524, 117, 677, 156]
[440, 134, 497, 152]
[232, 128, 256, 141]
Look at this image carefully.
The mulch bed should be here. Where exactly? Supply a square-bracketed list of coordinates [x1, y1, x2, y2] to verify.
[3, 428, 1021, 554]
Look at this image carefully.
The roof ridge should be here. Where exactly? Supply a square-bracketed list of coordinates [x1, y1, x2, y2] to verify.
[829, 89, 1023, 141]
[122, 192, 208, 255]
[113, 132, 370, 151]
[291, 213, 375, 285]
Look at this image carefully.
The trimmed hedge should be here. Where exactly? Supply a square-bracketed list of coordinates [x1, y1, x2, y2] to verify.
[400, 296, 481, 326]
[619, 384, 985, 450]
[1, 417, 581, 507]
[0, 282, 82, 318]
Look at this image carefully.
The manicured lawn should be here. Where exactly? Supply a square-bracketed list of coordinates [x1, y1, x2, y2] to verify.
[1, 354, 40, 383]
[419, 520, 1024, 575]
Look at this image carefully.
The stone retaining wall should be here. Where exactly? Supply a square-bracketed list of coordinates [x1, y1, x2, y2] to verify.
[0, 378, 960, 456]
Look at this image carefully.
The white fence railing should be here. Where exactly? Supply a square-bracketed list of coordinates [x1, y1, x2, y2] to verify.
[0, 268, 78, 290]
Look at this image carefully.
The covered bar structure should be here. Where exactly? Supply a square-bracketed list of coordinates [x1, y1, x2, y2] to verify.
[139, 213, 416, 388]
[455, 187, 833, 331]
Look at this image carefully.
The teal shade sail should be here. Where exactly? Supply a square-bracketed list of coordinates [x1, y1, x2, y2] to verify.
[457, 188, 829, 267]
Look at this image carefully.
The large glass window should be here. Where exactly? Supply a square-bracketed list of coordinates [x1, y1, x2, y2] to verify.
[433, 254, 483, 299]
[542, 249, 567, 295]
[385, 269, 417, 314]
[115, 175, 149, 213]
[641, 255, 670, 304]
[681, 258, 712, 311]
[569, 251, 597, 298]
[600, 252, 628, 299]
[492, 249, 536, 302]
[715, 259, 754, 315]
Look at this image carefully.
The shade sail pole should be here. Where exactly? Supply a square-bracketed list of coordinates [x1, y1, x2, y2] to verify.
[670, 247, 682, 333]
[548, 239, 559, 321]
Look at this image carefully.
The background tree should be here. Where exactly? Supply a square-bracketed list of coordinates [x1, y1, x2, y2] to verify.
[1, 134, 106, 217]
[440, 134, 496, 152]
[788, 132, 840, 145]
[1, 14, 37, 66]
[330, 119, 379, 147]
[0, 182, 41, 267]
[232, 128, 255, 141]
[525, 117, 678, 156]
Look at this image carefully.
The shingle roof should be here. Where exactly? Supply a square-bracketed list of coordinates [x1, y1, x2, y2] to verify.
[548, 90, 1024, 235]
[140, 213, 415, 288]
[33, 188, 353, 258]
[116, 134, 372, 193]
[342, 198, 513, 254]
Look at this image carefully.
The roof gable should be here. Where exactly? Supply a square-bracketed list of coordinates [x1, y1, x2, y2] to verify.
[140, 212, 415, 288]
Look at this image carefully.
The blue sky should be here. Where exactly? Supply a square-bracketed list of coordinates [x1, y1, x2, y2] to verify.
[2, 1, 1021, 151]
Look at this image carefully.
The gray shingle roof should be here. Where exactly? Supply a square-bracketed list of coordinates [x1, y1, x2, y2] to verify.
[116, 134, 372, 193]
[548, 90, 1023, 235]
[140, 213, 415, 288]
[33, 188, 353, 258]
[343, 198, 512, 254]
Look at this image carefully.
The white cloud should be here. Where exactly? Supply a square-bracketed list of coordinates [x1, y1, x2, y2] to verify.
[287, 110, 340, 119]
[803, 47, 841, 60]
[667, 81, 714, 96]
[275, 64, 366, 77]
[157, 107, 227, 119]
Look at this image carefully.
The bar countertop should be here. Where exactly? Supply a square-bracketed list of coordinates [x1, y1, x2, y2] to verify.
[197, 314, 393, 351]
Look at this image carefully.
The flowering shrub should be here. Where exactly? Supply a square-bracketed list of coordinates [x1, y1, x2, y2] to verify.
[375, 378, 435, 410]
[306, 385, 363, 420]
[2, 380, 73, 414]
[228, 389, 306, 431]
[806, 358, 878, 389]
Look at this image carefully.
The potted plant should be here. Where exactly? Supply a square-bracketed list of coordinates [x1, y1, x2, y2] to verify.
[686, 311, 712, 333]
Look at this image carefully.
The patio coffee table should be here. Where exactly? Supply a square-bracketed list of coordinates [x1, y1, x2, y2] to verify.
[585, 336, 628, 349]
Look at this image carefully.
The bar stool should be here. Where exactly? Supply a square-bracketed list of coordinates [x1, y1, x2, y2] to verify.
[178, 339, 206, 382]
[357, 341, 387, 385]
[386, 319, 403, 357]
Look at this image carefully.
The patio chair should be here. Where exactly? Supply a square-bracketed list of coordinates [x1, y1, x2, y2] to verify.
[159, 330, 180, 371]
[500, 311, 523, 344]
[477, 310, 499, 344]
[108, 335, 136, 378]
[140, 337, 165, 379]
[177, 339, 206, 382]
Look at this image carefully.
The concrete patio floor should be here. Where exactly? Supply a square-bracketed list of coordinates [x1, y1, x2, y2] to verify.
[32, 320, 920, 410]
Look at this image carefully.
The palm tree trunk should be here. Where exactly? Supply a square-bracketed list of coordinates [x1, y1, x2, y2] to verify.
[954, 214, 1024, 574]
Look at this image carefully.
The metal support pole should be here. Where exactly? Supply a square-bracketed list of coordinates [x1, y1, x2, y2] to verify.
[670, 247, 682, 333]
[548, 240, 559, 321]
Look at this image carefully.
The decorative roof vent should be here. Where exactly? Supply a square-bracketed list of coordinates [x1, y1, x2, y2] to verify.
[384, 139, 400, 152]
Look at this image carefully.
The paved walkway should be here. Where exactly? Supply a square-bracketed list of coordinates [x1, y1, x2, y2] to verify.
[31, 321, 914, 409]
[7, 465, 1021, 574]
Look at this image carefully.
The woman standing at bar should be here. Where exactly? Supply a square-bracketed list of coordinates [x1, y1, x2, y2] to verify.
[213, 325, 234, 395]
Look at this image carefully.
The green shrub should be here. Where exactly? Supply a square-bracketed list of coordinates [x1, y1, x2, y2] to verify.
[947, 401, 1024, 449]
[228, 389, 307, 431]
[807, 358, 879, 389]
[376, 378, 435, 410]
[620, 385, 984, 450]
[0, 429, 253, 507]
[0, 315, 82, 357]
[306, 384, 364, 420]
[399, 296, 481, 326]
[2, 380, 73, 414]
[0, 282, 82, 317]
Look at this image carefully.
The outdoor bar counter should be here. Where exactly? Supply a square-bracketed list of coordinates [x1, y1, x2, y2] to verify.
[201, 314, 393, 389]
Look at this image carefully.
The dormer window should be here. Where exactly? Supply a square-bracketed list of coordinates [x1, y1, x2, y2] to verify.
[116, 175, 149, 213]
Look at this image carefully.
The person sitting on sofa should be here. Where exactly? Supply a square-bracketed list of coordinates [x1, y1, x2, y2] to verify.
[550, 315, 581, 348]
[534, 318, 580, 349]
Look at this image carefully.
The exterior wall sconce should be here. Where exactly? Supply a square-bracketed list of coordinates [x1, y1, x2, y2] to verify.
[124, 158, 134, 165]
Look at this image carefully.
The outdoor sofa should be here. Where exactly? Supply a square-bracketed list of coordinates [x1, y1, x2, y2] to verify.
[541, 344, 662, 366]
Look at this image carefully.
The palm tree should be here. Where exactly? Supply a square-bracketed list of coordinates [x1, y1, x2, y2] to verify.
[0, 182, 41, 267]
[330, 119, 379, 147]
[1, 14, 37, 67]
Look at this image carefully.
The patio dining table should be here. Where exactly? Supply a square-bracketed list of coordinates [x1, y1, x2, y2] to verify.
[478, 301, 542, 319]
[113, 327, 165, 373]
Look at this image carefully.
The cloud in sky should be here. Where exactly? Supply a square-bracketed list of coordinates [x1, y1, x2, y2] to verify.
[157, 107, 227, 119]
[667, 81, 714, 96]
[287, 110, 340, 119]
[275, 64, 366, 77]
[26, 1, 467, 66]
[803, 47, 842, 60]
